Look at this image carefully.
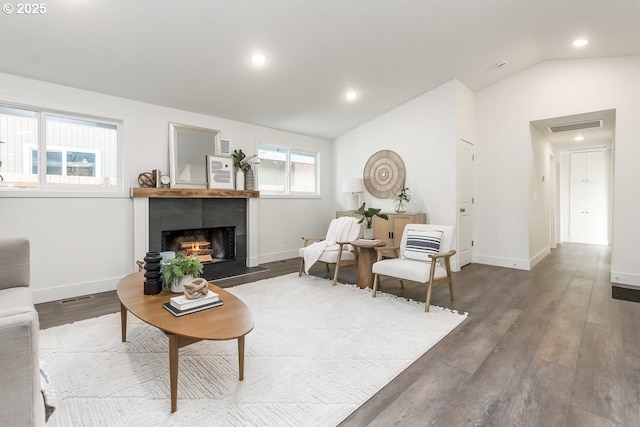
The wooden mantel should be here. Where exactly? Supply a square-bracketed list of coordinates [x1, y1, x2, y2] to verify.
[130, 188, 260, 198]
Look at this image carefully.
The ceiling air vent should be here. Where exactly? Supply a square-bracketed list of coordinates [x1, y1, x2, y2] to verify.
[547, 120, 603, 133]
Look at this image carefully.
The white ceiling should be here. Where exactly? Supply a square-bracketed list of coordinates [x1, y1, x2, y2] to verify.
[1, 0, 639, 140]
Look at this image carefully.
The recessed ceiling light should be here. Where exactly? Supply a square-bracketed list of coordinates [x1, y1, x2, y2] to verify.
[345, 90, 358, 101]
[574, 135, 585, 141]
[573, 39, 588, 48]
[250, 53, 266, 66]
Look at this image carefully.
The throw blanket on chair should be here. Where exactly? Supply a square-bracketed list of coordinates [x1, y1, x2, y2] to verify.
[302, 216, 361, 274]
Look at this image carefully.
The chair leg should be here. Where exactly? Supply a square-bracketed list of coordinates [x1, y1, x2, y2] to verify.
[399, 280, 405, 289]
[298, 259, 305, 277]
[424, 280, 434, 312]
[332, 262, 341, 286]
[445, 257, 454, 300]
[325, 263, 330, 272]
[372, 274, 380, 297]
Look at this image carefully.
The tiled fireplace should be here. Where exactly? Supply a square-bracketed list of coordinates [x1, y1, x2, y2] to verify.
[148, 198, 247, 280]
[131, 188, 259, 281]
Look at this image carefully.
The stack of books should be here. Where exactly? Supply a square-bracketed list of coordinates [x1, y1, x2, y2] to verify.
[355, 238, 382, 244]
[162, 290, 224, 317]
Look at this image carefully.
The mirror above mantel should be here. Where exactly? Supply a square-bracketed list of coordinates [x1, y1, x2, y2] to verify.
[169, 122, 220, 188]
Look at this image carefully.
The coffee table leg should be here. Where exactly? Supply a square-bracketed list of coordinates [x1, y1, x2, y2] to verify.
[238, 335, 245, 381]
[120, 303, 127, 342]
[169, 334, 179, 413]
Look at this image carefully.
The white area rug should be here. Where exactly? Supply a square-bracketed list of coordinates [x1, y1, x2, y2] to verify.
[40, 273, 467, 426]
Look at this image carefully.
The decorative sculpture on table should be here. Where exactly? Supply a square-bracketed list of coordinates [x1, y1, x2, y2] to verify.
[142, 251, 163, 295]
[183, 277, 209, 300]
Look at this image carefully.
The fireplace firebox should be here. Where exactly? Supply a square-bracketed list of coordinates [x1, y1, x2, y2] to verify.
[162, 227, 235, 263]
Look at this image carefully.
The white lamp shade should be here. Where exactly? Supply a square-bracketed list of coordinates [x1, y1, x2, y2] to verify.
[342, 178, 364, 193]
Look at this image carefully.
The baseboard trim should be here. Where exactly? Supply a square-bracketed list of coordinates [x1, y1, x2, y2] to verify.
[474, 254, 530, 271]
[260, 249, 299, 264]
[32, 277, 120, 304]
[611, 271, 640, 287]
[529, 247, 550, 269]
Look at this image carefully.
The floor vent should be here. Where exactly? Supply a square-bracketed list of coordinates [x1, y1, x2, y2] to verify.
[612, 286, 640, 303]
[60, 295, 93, 304]
[547, 120, 603, 133]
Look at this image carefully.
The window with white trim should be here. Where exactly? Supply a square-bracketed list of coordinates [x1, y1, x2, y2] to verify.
[0, 104, 121, 192]
[257, 144, 319, 196]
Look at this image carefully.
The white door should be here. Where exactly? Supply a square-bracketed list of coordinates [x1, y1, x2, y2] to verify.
[569, 181, 587, 242]
[568, 151, 608, 244]
[457, 140, 473, 267]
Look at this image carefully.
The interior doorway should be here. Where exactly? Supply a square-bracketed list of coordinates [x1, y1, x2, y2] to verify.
[530, 109, 615, 251]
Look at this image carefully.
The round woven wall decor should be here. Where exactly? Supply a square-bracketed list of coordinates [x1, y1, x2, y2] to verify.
[363, 150, 406, 199]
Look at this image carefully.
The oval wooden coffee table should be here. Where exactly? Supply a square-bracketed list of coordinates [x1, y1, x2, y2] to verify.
[117, 272, 254, 413]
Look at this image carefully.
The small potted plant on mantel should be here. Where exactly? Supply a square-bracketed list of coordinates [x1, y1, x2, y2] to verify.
[355, 203, 389, 239]
[232, 149, 258, 191]
[162, 252, 204, 293]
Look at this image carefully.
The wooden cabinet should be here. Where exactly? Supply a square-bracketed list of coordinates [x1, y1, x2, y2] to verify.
[336, 211, 426, 246]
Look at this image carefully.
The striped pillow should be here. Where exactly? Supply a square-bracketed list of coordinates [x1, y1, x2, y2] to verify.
[403, 229, 443, 261]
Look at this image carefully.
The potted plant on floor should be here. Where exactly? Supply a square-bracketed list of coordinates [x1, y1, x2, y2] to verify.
[162, 252, 204, 293]
[355, 203, 388, 239]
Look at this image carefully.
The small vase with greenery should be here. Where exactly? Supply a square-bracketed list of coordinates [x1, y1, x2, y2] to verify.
[162, 252, 204, 293]
[355, 203, 388, 239]
[393, 184, 410, 213]
[232, 149, 258, 190]
[231, 149, 257, 173]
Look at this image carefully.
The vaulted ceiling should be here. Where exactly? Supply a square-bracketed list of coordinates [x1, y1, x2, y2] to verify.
[1, 0, 639, 139]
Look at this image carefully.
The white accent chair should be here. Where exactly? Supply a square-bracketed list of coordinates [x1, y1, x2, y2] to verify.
[298, 216, 361, 286]
[371, 224, 456, 312]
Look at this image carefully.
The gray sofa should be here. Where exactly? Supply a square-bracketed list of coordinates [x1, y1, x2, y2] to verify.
[0, 238, 46, 427]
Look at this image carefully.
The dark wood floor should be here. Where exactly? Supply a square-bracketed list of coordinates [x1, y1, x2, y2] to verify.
[36, 243, 640, 426]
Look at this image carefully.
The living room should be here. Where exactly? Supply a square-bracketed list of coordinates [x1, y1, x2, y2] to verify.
[0, 25, 638, 304]
[1, 1, 640, 426]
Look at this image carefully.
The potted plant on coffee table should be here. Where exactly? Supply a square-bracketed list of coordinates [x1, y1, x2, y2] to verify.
[355, 203, 388, 239]
[162, 252, 204, 293]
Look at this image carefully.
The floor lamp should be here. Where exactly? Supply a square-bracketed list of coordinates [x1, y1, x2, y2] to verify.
[342, 178, 364, 210]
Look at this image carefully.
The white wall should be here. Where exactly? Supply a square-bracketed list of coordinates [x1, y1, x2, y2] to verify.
[528, 125, 551, 267]
[333, 80, 457, 221]
[332, 79, 473, 269]
[476, 55, 640, 286]
[0, 72, 332, 302]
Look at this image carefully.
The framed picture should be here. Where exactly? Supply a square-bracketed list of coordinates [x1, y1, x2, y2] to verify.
[216, 139, 231, 156]
[206, 155, 234, 189]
